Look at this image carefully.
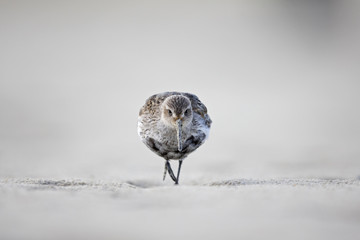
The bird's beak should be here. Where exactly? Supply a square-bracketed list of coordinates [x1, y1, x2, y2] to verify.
[175, 119, 182, 151]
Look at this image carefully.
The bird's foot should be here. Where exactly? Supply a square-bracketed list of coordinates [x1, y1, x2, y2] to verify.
[163, 160, 184, 185]
[163, 160, 177, 183]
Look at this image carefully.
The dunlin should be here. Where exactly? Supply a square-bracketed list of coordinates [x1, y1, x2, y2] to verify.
[138, 92, 212, 184]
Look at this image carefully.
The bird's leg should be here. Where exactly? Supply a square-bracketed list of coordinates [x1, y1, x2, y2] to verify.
[164, 160, 177, 183]
[175, 160, 183, 185]
[163, 160, 168, 181]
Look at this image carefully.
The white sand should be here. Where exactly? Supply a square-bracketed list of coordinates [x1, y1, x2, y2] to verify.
[1, 177, 359, 240]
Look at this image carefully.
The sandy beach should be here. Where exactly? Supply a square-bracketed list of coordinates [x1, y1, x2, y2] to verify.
[1, 177, 360, 240]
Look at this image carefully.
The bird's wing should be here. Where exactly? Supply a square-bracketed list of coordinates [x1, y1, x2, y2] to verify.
[182, 93, 212, 128]
[139, 92, 172, 116]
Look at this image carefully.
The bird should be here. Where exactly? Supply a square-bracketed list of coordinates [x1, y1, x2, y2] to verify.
[137, 92, 212, 184]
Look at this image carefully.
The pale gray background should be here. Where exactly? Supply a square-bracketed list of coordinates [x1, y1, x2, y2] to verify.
[1, 0, 359, 180]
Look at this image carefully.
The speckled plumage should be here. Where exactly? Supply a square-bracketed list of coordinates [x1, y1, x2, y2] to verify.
[138, 92, 212, 183]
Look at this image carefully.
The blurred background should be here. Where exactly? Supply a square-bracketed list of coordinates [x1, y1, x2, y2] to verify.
[1, 0, 359, 181]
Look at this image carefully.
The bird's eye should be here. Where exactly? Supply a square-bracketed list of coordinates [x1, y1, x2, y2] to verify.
[168, 109, 172, 116]
[185, 109, 190, 115]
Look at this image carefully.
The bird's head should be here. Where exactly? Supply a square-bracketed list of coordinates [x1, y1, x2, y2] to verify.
[161, 95, 193, 127]
[161, 95, 193, 151]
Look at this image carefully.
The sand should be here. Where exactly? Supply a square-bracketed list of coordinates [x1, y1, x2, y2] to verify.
[1, 177, 359, 240]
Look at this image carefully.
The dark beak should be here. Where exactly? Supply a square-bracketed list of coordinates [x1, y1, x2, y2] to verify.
[175, 119, 182, 151]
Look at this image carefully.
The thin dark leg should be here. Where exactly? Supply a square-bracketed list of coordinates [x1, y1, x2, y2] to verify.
[163, 160, 167, 181]
[175, 160, 183, 185]
[165, 160, 177, 183]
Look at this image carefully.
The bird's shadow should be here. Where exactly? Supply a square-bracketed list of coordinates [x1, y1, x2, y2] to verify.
[125, 179, 173, 188]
